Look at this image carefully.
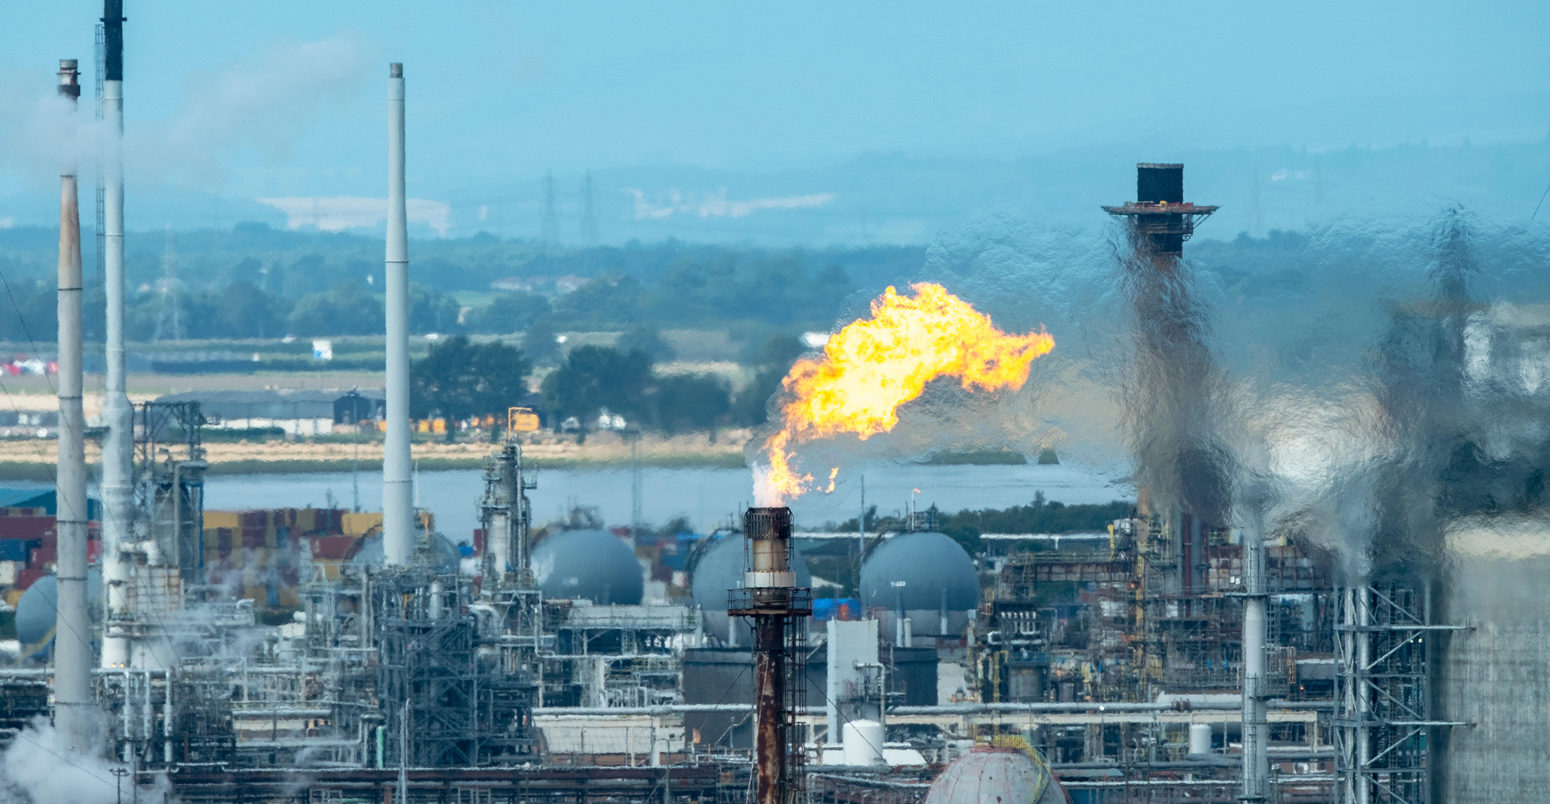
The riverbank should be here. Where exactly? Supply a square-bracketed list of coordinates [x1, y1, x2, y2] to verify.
[0, 429, 750, 482]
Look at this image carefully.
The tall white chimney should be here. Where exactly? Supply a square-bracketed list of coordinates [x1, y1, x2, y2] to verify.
[1241, 504, 1269, 802]
[382, 62, 413, 566]
[99, 0, 133, 669]
[53, 58, 93, 753]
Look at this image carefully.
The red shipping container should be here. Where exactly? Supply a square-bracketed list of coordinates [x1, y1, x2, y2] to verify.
[30, 545, 57, 567]
[473, 528, 486, 554]
[15, 567, 45, 590]
[241, 528, 267, 549]
[239, 511, 266, 528]
[310, 535, 357, 561]
[87, 540, 102, 563]
[0, 516, 57, 540]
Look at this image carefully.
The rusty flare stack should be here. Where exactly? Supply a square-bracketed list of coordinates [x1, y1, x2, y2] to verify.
[728, 507, 812, 804]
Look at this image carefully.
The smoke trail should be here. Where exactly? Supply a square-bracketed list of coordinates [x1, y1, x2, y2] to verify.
[0, 35, 370, 193]
[1113, 230, 1236, 527]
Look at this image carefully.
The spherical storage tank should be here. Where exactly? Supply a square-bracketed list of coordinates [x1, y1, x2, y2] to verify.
[924, 746, 1066, 804]
[690, 532, 811, 646]
[860, 531, 979, 639]
[15, 570, 102, 659]
[531, 529, 643, 605]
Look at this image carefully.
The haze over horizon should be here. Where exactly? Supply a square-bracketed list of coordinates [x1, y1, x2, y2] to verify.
[1, 1, 1547, 242]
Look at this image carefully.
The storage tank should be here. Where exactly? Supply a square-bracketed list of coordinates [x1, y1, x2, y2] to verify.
[924, 744, 1066, 804]
[689, 531, 810, 645]
[841, 719, 885, 766]
[1188, 723, 1212, 755]
[15, 570, 101, 659]
[531, 529, 643, 605]
[860, 531, 979, 640]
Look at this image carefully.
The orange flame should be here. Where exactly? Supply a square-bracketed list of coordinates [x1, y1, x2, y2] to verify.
[760, 282, 1054, 502]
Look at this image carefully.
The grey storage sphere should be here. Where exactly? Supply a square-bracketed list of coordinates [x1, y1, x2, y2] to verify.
[860, 531, 979, 638]
[532, 529, 644, 605]
[15, 569, 102, 659]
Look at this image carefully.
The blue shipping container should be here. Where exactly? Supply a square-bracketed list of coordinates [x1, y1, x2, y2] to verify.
[0, 539, 38, 562]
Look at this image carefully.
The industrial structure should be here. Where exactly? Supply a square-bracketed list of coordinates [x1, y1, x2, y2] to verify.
[4, 5, 1546, 801]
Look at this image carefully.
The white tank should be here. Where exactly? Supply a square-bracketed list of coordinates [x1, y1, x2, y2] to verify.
[1189, 723, 1212, 755]
[842, 719, 885, 766]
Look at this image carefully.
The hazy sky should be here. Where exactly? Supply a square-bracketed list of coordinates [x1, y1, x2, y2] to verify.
[1, 1, 1547, 231]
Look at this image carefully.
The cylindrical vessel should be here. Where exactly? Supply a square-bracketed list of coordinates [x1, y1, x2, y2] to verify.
[842, 719, 885, 766]
[382, 62, 413, 566]
[1188, 723, 1212, 755]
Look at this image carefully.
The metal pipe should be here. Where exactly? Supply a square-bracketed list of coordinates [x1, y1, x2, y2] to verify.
[382, 62, 412, 567]
[99, 0, 134, 669]
[52, 57, 93, 754]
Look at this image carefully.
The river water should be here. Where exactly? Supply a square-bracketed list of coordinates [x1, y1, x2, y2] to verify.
[201, 461, 1133, 541]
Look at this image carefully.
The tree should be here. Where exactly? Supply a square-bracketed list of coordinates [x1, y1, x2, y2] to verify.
[410, 335, 532, 423]
[523, 316, 562, 366]
[467, 292, 552, 334]
[540, 345, 653, 427]
[287, 283, 384, 336]
[620, 324, 676, 362]
[648, 374, 731, 435]
[220, 280, 284, 339]
[409, 283, 461, 334]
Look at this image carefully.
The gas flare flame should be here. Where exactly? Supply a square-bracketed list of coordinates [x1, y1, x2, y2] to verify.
[758, 282, 1054, 503]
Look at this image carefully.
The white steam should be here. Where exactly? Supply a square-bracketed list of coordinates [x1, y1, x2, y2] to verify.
[0, 34, 370, 192]
[0, 715, 171, 804]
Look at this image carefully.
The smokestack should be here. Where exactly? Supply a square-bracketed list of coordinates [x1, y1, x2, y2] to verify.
[99, 0, 134, 669]
[53, 58, 92, 754]
[382, 62, 412, 567]
[729, 506, 810, 804]
[1241, 506, 1269, 801]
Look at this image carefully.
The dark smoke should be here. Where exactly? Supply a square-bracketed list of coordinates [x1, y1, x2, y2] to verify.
[1114, 231, 1235, 528]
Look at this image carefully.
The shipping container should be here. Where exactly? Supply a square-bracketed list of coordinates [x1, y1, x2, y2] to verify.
[0, 538, 37, 562]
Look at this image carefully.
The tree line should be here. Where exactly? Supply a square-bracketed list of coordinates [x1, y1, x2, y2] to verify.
[410, 335, 797, 434]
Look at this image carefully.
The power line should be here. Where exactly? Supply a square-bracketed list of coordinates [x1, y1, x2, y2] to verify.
[1532, 176, 1550, 221]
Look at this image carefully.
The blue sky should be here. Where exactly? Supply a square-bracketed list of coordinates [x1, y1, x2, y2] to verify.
[1, 1, 1547, 238]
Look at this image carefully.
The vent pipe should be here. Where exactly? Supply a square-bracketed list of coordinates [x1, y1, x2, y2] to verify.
[53, 57, 92, 753]
[99, 0, 133, 669]
[382, 62, 412, 566]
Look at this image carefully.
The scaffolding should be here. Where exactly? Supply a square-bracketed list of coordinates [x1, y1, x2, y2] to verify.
[374, 570, 480, 768]
[1333, 585, 1464, 803]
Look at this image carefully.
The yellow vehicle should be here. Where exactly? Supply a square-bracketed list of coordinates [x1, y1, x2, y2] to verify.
[508, 406, 541, 433]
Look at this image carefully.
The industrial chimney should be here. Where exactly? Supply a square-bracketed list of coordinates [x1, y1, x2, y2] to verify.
[53, 57, 93, 754]
[729, 507, 811, 804]
[99, 0, 134, 669]
[382, 62, 413, 566]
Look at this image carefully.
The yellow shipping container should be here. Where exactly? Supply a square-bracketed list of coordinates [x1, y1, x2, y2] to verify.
[4, 589, 23, 609]
[204, 511, 241, 530]
[342, 512, 383, 536]
[276, 587, 301, 609]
